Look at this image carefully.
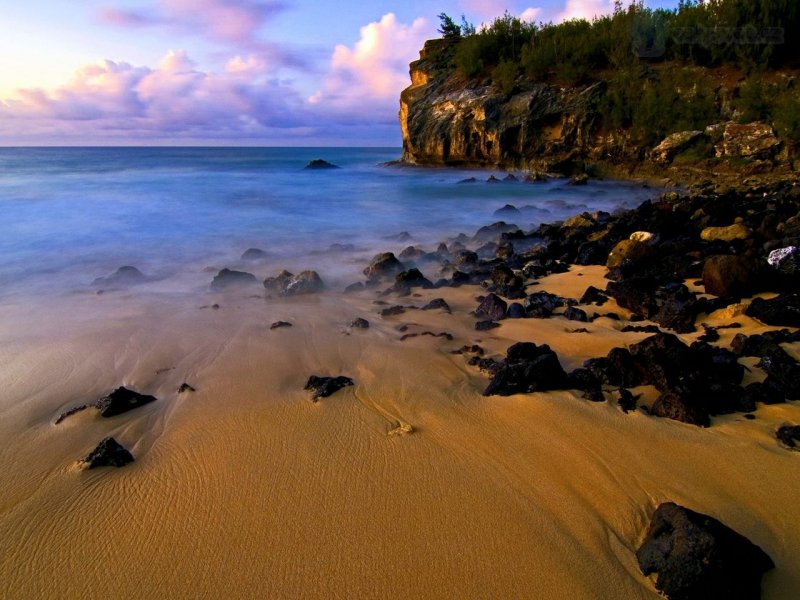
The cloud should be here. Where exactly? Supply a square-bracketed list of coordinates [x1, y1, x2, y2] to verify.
[520, 7, 542, 22]
[557, 0, 616, 22]
[309, 13, 431, 123]
[99, 0, 287, 49]
[0, 50, 313, 142]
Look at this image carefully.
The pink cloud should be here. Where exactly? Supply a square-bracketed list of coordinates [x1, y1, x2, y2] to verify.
[310, 13, 432, 122]
[557, 0, 616, 21]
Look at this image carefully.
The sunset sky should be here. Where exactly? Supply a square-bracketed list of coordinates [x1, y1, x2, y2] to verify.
[0, 0, 672, 145]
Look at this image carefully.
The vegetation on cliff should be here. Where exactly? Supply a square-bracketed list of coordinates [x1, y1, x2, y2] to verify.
[410, 0, 800, 168]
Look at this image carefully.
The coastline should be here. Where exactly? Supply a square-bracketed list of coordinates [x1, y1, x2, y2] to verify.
[1, 173, 799, 598]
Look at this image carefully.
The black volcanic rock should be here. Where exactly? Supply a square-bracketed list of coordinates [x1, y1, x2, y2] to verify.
[349, 317, 370, 329]
[421, 298, 451, 312]
[483, 342, 569, 396]
[96, 387, 157, 417]
[304, 375, 354, 401]
[777, 424, 800, 449]
[475, 293, 507, 321]
[211, 268, 258, 290]
[636, 502, 774, 600]
[392, 268, 434, 291]
[364, 252, 404, 280]
[745, 293, 800, 327]
[82, 437, 134, 469]
[304, 159, 340, 170]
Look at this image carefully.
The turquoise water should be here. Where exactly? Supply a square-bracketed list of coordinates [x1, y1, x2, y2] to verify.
[0, 147, 655, 298]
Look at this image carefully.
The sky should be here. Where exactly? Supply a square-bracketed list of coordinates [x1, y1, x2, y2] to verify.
[0, 0, 674, 146]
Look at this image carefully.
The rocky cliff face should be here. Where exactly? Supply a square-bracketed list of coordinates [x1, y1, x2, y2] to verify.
[400, 40, 611, 173]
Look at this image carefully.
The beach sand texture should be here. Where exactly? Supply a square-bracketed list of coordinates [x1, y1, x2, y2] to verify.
[1, 267, 799, 599]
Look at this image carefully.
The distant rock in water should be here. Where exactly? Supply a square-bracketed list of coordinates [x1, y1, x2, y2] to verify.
[97, 387, 157, 417]
[93, 266, 147, 287]
[304, 159, 340, 170]
[211, 268, 259, 290]
[494, 204, 520, 216]
[82, 437, 134, 469]
[636, 502, 774, 600]
[264, 270, 324, 296]
[241, 248, 267, 261]
[304, 375, 354, 401]
[363, 252, 404, 281]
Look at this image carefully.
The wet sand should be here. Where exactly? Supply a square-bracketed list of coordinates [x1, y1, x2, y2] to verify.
[1, 266, 799, 599]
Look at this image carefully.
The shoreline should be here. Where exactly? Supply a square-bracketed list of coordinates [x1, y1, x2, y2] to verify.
[1, 176, 799, 598]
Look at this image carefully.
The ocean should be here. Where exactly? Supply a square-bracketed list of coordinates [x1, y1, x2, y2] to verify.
[0, 147, 655, 300]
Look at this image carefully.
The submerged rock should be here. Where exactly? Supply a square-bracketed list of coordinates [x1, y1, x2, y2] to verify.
[304, 159, 340, 170]
[82, 437, 134, 469]
[96, 387, 157, 417]
[636, 502, 774, 600]
[241, 248, 267, 260]
[211, 268, 258, 290]
[304, 375, 354, 401]
[93, 265, 147, 287]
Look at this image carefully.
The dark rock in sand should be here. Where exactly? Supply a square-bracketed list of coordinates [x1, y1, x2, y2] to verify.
[563, 306, 588, 322]
[507, 302, 526, 319]
[82, 437, 134, 469]
[777, 424, 800, 449]
[454, 249, 479, 267]
[451, 270, 470, 286]
[304, 159, 340, 170]
[380, 305, 406, 317]
[97, 387, 157, 417]
[475, 293, 507, 321]
[757, 347, 800, 400]
[364, 252, 404, 280]
[489, 265, 525, 298]
[93, 265, 147, 287]
[483, 342, 569, 396]
[178, 383, 195, 393]
[263, 270, 294, 293]
[617, 388, 638, 413]
[211, 268, 258, 290]
[652, 390, 711, 427]
[702, 255, 759, 297]
[421, 298, 451, 312]
[241, 248, 267, 261]
[730, 329, 800, 357]
[55, 403, 92, 424]
[393, 268, 434, 291]
[524, 291, 570, 318]
[621, 324, 661, 333]
[636, 502, 774, 600]
[579, 285, 608, 305]
[475, 320, 500, 331]
[745, 293, 800, 327]
[304, 375, 354, 401]
[349, 317, 370, 329]
[284, 271, 324, 296]
[270, 321, 293, 329]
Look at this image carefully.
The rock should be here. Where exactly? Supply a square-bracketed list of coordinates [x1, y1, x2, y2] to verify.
[636, 502, 774, 600]
[473, 222, 518, 243]
[483, 342, 569, 396]
[393, 268, 434, 291]
[304, 375, 354, 401]
[454, 250, 479, 267]
[475, 320, 500, 331]
[702, 255, 759, 297]
[489, 265, 525, 298]
[503, 173, 518, 182]
[349, 317, 370, 329]
[211, 268, 258, 290]
[363, 252, 404, 280]
[617, 388, 638, 413]
[344, 282, 364, 293]
[263, 270, 293, 293]
[178, 383, 195, 393]
[487, 175, 501, 183]
[82, 437, 134, 469]
[563, 306, 588, 322]
[715, 121, 781, 159]
[96, 387, 157, 417]
[304, 159, 340, 170]
[767, 246, 800, 288]
[380, 305, 405, 317]
[421, 298, 451, 312]
[700, 224, 753, 242]
[606, 239, 656, 272]
[494, 204, 520, 216]
[93, 265, 147, 287]
[745, 293, 800, 327]
[284, 271, 324, 296]
[525, 171, 546, 182]
[651, 130, 704, 163]
[476, 293, 507, 321]
[651, 390, 711, 427]
[507, 302, 526, 318]
[569, 173, 589, 185]
[579, 286, 608, 305]
[524, 291, 569, 318]
[563, 213, 595, 230]
[399, 246, 424, 260]
[241, 248, 267, 260]
[270, 321, 293, 329]
[777, 424, 800, 449]
[757, 347, 800, 400]
[629, 231, 658, 244]
[457, 177, 477, 184]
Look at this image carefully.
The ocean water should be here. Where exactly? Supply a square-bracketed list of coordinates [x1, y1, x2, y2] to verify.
[0, 147, 656, 300]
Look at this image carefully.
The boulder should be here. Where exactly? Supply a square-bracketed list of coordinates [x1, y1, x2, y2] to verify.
[606, 239, 656, 271]
[483, 342, 570, 396]
[700, 224, 753, 242]
[304, 375, 354, 401]
[651, 390, 711, 427]
[304, 159, 340, 170]
[636, 502, 774, 600]
[421, 298, 451, 312]
[349, 317, 370, 329]
[475, 320, 500, 331]
[211, 268, 258, 290]
[263, 270, 295, 293]
[757, 347, 800, 400]
[745, 293, 800, 327]
[563, 306, 588, 322]
[569, 173, 589, 185]
[241, 248, 267, 260]
[284, 271, 324, 296]
[93, 265, 147, 287]
[651, 130, 704, 163]
[715, 121, 781, 159]
[702, 255, 759, 297]
[776, 425, 800, 449]
[82, 437, 134, 469]
[363, 252, 404, 280]
[494, 204, 520, 216]
[96, 387, 157, 417]
[476, 293, 507, 321]
[524, 291, 570, 318]
[393, 268, 434, 291]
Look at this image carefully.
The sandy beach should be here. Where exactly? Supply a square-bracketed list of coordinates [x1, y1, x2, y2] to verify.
[1, 261, 799, 599]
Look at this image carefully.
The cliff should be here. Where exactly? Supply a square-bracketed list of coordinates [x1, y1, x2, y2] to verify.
[399, 39, 798, 178]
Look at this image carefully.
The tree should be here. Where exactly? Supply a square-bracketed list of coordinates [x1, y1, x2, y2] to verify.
[437, 13, 461, 40]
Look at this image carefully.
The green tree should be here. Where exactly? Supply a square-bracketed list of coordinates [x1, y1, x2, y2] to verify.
[437, 13, 461, 40]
